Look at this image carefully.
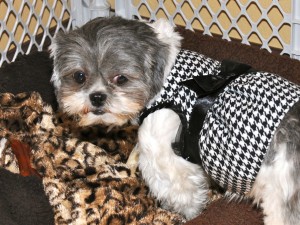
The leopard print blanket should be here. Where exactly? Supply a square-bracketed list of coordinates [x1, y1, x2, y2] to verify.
[0, 92, 185, 225]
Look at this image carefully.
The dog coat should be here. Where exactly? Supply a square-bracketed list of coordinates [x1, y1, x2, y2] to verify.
[140, 49, 221, 122]
[140, 49, 300, 195]
[200, 72, 300, 194]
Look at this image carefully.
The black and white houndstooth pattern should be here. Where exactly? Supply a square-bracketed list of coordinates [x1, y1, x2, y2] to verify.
[199, 72, 300, 194]
[144, 49, 221, 121]
[143, 49, 300, 195]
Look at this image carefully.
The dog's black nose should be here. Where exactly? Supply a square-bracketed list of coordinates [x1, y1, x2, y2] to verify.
[89, 92, 107, 107]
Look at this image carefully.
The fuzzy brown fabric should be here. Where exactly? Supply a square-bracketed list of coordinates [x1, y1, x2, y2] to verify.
[184, 199, 263, 225]
[0, 26, 300, 225]
[0, 92, 184, 225]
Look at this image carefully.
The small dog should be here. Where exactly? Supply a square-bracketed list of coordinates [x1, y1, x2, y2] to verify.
[50, 16, 300, 224]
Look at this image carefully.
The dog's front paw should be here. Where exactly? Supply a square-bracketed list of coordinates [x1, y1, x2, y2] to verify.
[160, 161, 209, 220]
[138, 109, 209, 219]
[139, 148, 209, 219]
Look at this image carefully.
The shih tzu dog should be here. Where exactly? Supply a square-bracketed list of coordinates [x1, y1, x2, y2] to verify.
[50, 16, 300, 224]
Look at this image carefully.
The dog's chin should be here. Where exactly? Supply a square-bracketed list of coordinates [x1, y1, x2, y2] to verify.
[78, 111, 135, 127]
[74, 103, 142, 127]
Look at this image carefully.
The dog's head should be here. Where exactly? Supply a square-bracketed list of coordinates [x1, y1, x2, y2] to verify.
[50, 17, 181, 126]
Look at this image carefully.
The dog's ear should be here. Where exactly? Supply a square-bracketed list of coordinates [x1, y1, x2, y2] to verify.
[149, 19, 183, 83]
[48, 31, 68, 59]
[149, 19, 182, 51]
[48, 31, 69, 80]
[49, 31, 69, 89]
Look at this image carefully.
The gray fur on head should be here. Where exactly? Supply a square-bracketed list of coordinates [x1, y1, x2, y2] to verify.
[50, 17, 176, 126]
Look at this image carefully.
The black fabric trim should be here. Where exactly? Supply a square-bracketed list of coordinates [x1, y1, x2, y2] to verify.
[181, 60, 253, 98]
[182, 93, 222, 164]
[139, 102, 174, 125]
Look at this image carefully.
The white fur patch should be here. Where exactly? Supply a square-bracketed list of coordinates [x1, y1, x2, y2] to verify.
[148, 19, 182, 82]
[138, 109, 209, 219]
[49, 41, 61, 89]
[50, 69, 61, 89]
[61, 91, 89, 115]
[0, 138, 7, 156]
[250, 143, 294, 225]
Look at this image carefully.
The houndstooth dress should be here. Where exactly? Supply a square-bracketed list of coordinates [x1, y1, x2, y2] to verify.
[140, 49, 221, 122]
[141, 49, 300, 195]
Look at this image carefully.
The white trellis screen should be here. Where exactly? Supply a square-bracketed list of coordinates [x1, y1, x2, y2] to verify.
[0, 0, 72, 66]
[115, 0, 300, 60]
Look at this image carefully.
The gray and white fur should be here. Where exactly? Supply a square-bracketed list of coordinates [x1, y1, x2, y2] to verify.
[50, 16, 300, 224]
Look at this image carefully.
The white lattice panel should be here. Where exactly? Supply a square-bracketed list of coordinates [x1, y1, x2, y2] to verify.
[0, 0, 72, 66]
[115, 0, 293, 56]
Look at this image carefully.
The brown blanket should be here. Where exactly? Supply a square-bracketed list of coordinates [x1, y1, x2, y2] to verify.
[0, 92, 184, 224]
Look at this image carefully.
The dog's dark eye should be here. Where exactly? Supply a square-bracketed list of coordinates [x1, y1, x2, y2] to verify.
[113, 75, 128, 86]
[73, 71, 86, 84]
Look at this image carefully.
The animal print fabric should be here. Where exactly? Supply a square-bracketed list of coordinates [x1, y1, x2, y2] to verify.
[0, 92, 184, 225]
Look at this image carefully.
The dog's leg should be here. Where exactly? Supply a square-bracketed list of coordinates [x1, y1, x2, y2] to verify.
[138, 108, 209, 219]
[251, 103, 300, 225]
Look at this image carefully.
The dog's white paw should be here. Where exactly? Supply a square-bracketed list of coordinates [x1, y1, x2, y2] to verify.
[157, 159, 209, 220]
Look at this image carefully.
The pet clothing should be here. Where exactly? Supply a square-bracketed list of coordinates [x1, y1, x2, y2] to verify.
[200, 72, 300, 194]
[140, 49, 221, 122]
[140, 49, 300, 195]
